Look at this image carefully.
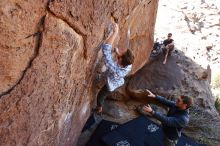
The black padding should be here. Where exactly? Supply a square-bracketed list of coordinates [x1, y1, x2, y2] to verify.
[102, 116, 163, 146]
[102, 131, 141, 146]
[102, 116, 206, 146]
[82, 114, 95, 132]
[86, 120, 120, 146]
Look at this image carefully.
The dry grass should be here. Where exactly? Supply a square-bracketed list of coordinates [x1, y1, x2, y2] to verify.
[213, 75, 220, 89]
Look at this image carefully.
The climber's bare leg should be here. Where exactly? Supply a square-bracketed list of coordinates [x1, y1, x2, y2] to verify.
[163, 47, 169, 64]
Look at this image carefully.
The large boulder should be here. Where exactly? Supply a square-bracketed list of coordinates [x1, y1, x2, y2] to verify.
[0, 0, 159, 145]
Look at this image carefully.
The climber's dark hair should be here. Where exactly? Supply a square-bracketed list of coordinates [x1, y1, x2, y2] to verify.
[121, 49, 134, 66]
[181, 95, 193, 109]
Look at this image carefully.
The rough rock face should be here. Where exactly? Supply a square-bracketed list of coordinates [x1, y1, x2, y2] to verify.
[0, 0, 159, 146]
[0, 0, 48, 96]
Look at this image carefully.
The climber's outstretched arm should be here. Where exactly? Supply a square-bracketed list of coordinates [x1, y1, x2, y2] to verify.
[104, 23, 119, 46]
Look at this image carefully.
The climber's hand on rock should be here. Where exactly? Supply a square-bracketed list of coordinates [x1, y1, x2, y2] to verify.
[143, 105, 152, 113]
[104, 22, 119, 45]
[145, 89, 156, 98]
[112, 22, 119, 35]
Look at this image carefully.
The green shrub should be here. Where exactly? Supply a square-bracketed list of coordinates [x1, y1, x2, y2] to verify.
[215, 97, 220, 113]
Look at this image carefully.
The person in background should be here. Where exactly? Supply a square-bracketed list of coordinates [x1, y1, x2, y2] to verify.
[138, 89, 193, 146]
[162, 33, 174, 64]
[95, 22, 134, 114]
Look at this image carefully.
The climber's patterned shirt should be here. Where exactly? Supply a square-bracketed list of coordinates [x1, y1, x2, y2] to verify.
[102, 44, 132, 91]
